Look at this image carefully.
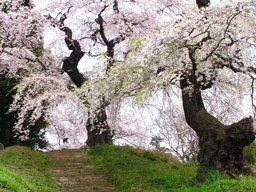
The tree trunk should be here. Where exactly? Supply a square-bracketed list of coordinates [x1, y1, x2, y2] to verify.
[86, 108, 113, 146]
[180, 78, 255, 180]
[60, 18, 113, 146]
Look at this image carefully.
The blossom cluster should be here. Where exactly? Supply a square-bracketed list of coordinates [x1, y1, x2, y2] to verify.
[92, 1, 256, 105]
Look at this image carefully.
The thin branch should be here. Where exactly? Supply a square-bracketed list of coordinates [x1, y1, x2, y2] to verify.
[201, 11, 241, 62]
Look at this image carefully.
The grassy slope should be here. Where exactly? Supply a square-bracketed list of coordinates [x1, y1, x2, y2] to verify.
[88, 145, 256, 192]
[1, 145, 255, 192]
[0, 146, 57, 192]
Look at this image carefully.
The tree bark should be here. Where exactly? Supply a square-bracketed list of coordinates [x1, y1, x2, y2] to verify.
[86, 109, 113, 146]
[59, 15, 113, 146]
[180, 78, 255, 180]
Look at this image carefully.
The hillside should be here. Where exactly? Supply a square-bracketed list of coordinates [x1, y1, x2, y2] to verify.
[87, 145, 256, 192]
[0, 145, 256, 192]
[0, 146, 57, 192]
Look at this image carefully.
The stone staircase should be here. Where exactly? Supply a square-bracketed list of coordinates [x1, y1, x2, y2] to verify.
[45, 149, 116, 192]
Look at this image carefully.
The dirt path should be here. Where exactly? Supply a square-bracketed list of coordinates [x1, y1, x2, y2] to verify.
[45, 149, 116, 192]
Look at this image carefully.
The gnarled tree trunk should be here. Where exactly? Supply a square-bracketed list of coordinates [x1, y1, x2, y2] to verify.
[59, 15, 113, 146]
[180, 78, 255, 180]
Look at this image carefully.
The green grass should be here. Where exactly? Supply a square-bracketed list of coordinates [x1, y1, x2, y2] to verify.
[0, 146, 58, 192]
[1, 144, 256, 192]
[0, 164, 38, 192]
[87, 145, 256, 192]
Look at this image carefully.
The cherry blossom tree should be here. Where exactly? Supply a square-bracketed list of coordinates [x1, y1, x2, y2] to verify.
[94, 0, 256, 179]
[0, 0, 52, 147]
[40, 0, 165, 146]
[0, 0, 162, 146]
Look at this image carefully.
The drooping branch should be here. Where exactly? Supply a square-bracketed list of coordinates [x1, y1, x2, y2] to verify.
[2, 49, 47, 71]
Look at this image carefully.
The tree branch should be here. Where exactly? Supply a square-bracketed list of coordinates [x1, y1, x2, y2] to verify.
[57, 13, 88, 87]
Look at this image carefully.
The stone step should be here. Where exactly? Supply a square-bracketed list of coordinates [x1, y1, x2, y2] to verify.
[53, 181, 114, 190]
[51, 166, 100, 171]
[54, 175, 109, 182]
[47, 154, 83, 157]
[50, 162, 91, 168]
[49, 160, 86, 166]
[47, 156, 84, 161]
[55, 181, 114, 188]
[47, 153, 85, 157]
[56, 186, 116, 192]
[52, 169, 105, 176]
[53, 170, 106, 177]
[47, 156, 86, 161]
[47, 149, 82, 153]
